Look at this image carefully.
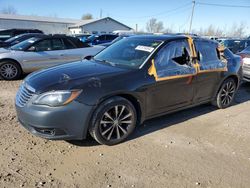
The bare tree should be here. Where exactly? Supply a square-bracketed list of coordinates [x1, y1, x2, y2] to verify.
[227, 22, 246, 38]
[1, 5, 17, 14]
[81, 13, 93, 20]
[164, 27, 173, 34]
[146, 18, 164, 33]
[194, 25, 224, 37]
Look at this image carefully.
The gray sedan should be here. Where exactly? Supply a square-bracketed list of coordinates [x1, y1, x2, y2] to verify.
[0, 35, 105, 80]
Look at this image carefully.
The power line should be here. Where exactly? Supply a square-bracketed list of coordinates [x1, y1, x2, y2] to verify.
[106, 2, 191, 20]
[196, 2, 250, 8]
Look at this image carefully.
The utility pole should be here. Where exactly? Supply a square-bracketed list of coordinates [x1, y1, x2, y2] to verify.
[189, 0, 196, 33]
[100, 9, 103, 18]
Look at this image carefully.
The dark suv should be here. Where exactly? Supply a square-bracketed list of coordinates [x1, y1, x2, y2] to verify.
[15, 35, 242, 145]
[0, 29, 43, 41]
[221, 39, 250, 54]
[0, 33, 45, 48]
[86, 34, 118, 45]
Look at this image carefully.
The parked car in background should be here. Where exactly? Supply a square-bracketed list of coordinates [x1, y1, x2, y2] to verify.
[99, 34, 134, 47]
[15, 35, 242, 145]
[237, 46, 250, 81]
[0, 34, 105, 80]
[220, 39, 250, 54]
[0, 33, 45, 48]
[0, 29, 43, 41]
[74, 34, 91, 42]
[85, 34, 118, 45]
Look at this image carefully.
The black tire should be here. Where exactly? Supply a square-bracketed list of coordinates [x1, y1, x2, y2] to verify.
[213, 78, 237, 109]
[89, 96, 137, 145]
[0, 61, 22, 80]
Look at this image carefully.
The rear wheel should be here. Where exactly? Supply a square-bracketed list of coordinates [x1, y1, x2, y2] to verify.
[89, 97, 137, 145]
[0, 61, 22, 80]
[214, 78, 237, 109]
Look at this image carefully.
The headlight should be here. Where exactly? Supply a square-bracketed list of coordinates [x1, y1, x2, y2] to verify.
[33, 90, 82, 107]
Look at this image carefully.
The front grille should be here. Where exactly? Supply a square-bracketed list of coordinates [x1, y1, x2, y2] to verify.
[243, 65, 250, 71]
[16, 84, 35, 107]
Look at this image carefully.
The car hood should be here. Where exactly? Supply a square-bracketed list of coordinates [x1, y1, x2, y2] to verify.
[0, 48, 19, 54]
[0, 42, 9, 48]
[0, 48, 11, 54]
[25, 60, 129, 93]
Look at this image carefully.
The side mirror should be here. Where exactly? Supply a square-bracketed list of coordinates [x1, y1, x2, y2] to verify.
[84, 55, 93, 60]
[28, 46, 37, 51]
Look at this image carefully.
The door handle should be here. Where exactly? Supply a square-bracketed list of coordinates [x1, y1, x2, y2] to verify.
[59, 54, 65, 56]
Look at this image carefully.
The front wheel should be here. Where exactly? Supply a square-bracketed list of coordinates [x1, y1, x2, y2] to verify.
[89, 97, 137, 145]
[0, 61, 22, 80]
[214, 78, 237, 109]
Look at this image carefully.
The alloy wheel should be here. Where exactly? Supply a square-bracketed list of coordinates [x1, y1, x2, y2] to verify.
[99, 105, 134, 141]
[220, 80, 236, 106]
[0, 63, 18, 79]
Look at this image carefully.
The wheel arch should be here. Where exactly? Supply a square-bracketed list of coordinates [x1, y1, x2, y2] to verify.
[213, 74, 239, 99]
[0, 58, 23, 72]
[96, 92, 144, 125]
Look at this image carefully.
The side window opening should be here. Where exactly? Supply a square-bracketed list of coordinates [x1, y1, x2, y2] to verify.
[63, 38, 77, 49]
[154, 40, 196, 78]
[52, 38, 65, 50]
[217, 46, 228, 64]
[34, 39, 52, 51]
[195, 40, 227, 71]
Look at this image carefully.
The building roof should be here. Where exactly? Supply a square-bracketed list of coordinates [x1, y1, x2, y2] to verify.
[0, 13, 80, 24]
[0, 14, 132, 30]
[69, 17, 132, 30]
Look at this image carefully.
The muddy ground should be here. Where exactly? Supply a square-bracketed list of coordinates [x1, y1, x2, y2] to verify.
[1, 79, 250, 188]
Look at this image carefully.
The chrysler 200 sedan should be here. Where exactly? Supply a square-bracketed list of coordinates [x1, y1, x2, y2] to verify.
[0, 35, 104, 80]
[15, 35, 242, 145]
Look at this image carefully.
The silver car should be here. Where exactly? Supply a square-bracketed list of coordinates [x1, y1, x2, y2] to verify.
[0, 35, 105, 80]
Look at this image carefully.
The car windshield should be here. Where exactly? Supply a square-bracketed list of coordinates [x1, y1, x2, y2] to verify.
[111, 35, 130, 44]
[94, 37, 162, 69]
[87, 35, 97, 41]
[5, 35, 22, 43]
[9, 37, 38, 51]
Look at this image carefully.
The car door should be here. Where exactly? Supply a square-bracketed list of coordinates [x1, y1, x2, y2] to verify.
[106, 35, 117, 43]
[22, 39, 61, 71]
[56, 38, 82, 63]
[146, 39, 197, 116]
[95, 35, 106, 45]
[49, 38, 71, 66]
[192, 39, 227, 103]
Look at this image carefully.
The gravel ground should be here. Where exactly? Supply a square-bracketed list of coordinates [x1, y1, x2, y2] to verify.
[1, 79, 250, 188]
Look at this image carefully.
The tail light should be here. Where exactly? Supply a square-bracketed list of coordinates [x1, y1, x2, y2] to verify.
[239, 54, 246, 66]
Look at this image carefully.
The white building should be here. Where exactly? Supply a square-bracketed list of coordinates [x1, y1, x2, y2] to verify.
[0, 14, 79, 34]
[0, 14, 132, 35]
[69, 17, 132, 34]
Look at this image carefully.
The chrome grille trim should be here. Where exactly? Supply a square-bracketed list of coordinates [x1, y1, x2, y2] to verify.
[16, 84, 35, 107]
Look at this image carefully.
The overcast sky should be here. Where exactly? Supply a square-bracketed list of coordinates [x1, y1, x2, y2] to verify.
[0, 0, 249, 33]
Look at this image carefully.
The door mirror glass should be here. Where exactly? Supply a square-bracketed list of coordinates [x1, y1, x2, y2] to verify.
[28, 46, 36, 51]
[84, 55, 93, 60]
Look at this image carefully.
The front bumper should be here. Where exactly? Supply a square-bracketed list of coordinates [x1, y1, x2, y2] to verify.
[243, 69, 250, 82]
[243, 63, 250, 82]
[15, 101, 95, 140]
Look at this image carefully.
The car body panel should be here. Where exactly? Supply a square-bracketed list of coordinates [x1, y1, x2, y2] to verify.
[15, 35, 242, 140]
[238, 47, 250, 81]
[0, 44, 104, 73]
